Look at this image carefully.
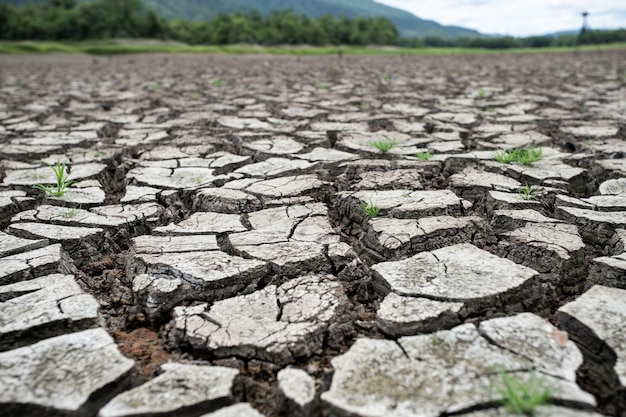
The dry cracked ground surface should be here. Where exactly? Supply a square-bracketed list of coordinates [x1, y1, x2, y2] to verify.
[0, 51, 625, 417]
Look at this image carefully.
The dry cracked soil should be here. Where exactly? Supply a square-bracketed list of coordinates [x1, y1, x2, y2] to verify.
[1, 50, 626, 417]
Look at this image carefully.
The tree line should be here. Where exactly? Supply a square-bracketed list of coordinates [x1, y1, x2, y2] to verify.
[397, 31, 626, 49]
[0, 0, 398, 45]
[1, 0, 625, 48]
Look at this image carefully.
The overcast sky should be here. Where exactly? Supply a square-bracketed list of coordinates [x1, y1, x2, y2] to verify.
[374, 0, 625, 36]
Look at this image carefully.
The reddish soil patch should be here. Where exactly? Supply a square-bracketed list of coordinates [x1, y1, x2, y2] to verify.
[113, 327, 179, 381]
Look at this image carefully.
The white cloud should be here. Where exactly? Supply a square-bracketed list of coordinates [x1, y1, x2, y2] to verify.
[375, 0, 626, 36]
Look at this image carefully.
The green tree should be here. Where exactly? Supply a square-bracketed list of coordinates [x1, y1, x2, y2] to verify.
[0, 4, 15, 38]
[50, 0, 76, 9]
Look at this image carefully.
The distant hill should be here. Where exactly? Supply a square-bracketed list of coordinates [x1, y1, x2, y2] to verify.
[1, 0, 484, 39]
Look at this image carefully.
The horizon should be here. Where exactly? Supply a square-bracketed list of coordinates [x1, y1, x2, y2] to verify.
[374, 0, 625, 37]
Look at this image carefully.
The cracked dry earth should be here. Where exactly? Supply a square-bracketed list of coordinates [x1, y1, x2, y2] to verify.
[0, 51, 626, 417]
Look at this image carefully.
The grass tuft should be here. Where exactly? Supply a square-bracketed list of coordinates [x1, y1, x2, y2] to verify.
[518, 182, 535, 200]
[495, 370, 551, 415]
[494, 147, 543, 166]
[370, 137, 397, 153]
[415, 150, 433, 161]
[360, 199, 381, 217]
[60, 207, 78, 219]
[33, 160, 74, 197]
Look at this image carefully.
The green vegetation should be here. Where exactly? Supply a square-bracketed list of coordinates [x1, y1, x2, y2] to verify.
[415, 150, 433, 161]
[2, 39, 625, 56]
[495, 370, 551, 415]
[360, 199, 381, 218]
[33, 160, 74, 197]
[211, 78, 224, 87]
[1, 1, 625, 53]
[0, 1, 398, 46]
[398, 30, 626, 49]
[370, 137, 396, 153]
[518, 183, 535, 201]
[1, 0, 165, 41]
[60, 207, 78, 219]
[316, 82, 329, 90]
[494, 147, 543, 166]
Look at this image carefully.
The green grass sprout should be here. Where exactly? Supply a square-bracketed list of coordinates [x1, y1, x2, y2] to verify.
[33, 160, 74, 197]
[494, 147, 543, 166]
[61, 207, 78, 219]
[518, 183, 534, 200]
[370, 137, 397, 153]
[360, 199, 381, 217]
[416, 150, 433, 161]
[495, 370, 551, 415]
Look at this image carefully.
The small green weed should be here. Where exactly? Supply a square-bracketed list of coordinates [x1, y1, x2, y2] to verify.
[191, 92, 201, 99]
[211, 78, 224, 87]
[401, 191, 410, 198]
[60, 207, 78, 219]
[316, 82, 329, 90]
[429, 334, 441, 345]
[584, 139, 595, 146]
[486, 107, 496, 113]
[93, 150, 102, 157]
[494, 150, 516, 164]
[370, 137, 396, 154]
[478, 88, 486, 98]
[360, 199, 381, 218]
[415, 150, 433, 161]
[33, 160, 74, 197]
[518, 183, 534, 201]
[517, 147, 543, 166]
[495, 370, 551, 415]
[152, 84, 162, 90]
[494, 147, 543, 166]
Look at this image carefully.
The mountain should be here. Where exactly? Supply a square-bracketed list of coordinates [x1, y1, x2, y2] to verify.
[1, 0, 483, 39]
[144, 0, 483, 39]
